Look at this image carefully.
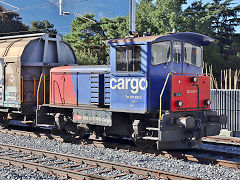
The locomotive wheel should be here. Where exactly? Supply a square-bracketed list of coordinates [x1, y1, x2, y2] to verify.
[134, 139, 154, 149]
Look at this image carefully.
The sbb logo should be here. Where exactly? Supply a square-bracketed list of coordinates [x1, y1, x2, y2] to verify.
[110, 78, 148, 94]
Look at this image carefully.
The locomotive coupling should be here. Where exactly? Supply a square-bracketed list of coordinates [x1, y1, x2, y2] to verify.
[176, 116, 195, 129]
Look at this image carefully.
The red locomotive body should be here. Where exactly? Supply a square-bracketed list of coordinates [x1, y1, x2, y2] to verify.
[171, 74, 210, 112]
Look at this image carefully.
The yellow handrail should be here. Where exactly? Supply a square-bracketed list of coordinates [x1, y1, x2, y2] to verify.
[21, 76, 23, 103]
[37, 73, 46, 110]
[159, 73, 172, 120]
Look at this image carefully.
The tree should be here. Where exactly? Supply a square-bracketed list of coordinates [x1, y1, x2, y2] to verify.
[181, 1, 212, 35]
[64, 14, 106, 65]
[29, 20, 57, 34]
[64, 14, 128, 65]
[182, 0, 240, 78]
[207, 0, 240, 55]
[0, 5, 28, 33]
[153, 0, 186, 33]
[135, 0, 186, 35]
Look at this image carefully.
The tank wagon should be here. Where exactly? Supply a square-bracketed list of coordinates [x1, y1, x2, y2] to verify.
[0, 33, 76, 127]
[35, 32, 227, 149]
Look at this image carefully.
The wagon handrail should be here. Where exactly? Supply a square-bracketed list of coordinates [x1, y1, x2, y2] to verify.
[37, 73, 46, 110]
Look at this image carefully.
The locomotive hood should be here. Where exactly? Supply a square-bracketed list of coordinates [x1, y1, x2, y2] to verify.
[105, 32, 214, 46]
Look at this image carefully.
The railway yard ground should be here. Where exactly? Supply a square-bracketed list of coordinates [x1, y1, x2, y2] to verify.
[0, 127, 238, 179]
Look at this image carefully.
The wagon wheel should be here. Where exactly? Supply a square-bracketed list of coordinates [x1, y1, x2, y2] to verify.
[0, 116, 9, 129]
[59, 121, 85, 138]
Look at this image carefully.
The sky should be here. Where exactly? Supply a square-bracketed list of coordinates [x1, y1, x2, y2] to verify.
[0, 0, 239, 35]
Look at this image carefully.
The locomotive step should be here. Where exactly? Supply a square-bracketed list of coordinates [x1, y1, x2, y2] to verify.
[148, 119, 159, 121]
[20, 121, 34, 124]
[142, 136, 159, 141]
[146, 127, 159, 131]
[36, 124, 55, 128]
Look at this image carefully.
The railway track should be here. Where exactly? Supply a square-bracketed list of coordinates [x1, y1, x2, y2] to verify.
[92, 141, 240, 169]
[0, 128, 239, 170]
[0, 143, 199, 180]
[202, 136, 240, 147]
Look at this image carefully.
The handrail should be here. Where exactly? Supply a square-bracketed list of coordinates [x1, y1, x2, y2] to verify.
[21, 76, 23, 103]
[33, 76, 36, 97]
[50, 73, 52, 104]
[37, 73, 46, 110]
[158, 73, 172, 144]
[159, 73, 172, 121]
[144, 72, 147, 112]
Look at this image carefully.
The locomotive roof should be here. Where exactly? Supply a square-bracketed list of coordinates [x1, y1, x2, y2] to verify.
[105, 32, 214, 46]
[51, 65, 110, 74]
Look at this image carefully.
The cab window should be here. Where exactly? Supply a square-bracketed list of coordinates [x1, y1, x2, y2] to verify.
[184, 43, 201, 67]
[151, 41, 171, 65]
[116, 46, 141, 72]
[173, 41, 182, 63]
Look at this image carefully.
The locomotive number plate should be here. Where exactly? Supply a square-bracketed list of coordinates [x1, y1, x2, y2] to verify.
[73, 109, 112, 126]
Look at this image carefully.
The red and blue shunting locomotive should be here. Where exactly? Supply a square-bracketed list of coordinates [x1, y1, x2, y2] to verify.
[0, 32, 227, 149]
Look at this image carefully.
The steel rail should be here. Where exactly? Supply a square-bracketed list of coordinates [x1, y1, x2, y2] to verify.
[0, 129, 239, 169]
[202, 136, 240, 146]
[0, 143, 199, 180]
[0, 155, 104, 180]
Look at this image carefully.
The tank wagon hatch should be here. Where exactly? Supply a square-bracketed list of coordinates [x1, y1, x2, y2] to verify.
[0, 33, 77, 124]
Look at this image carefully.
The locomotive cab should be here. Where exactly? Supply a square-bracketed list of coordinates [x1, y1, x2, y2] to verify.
[106, 32, 212, 113]
[105, 32, 227, 149]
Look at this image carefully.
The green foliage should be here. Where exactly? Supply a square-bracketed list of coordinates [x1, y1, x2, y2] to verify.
[181, 1, 212, 35]
[30, 20, 57, 34]
[182, 0, 240, 78]
[135, 0, 187, 35]
[0, 5, 28, 33]
[64, 14, 128, 65]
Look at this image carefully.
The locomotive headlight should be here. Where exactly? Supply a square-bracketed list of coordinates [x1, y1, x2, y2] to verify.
[191, 76, 198, 83]
[176, 100, 183, 107]
[205, 99, 211, 106]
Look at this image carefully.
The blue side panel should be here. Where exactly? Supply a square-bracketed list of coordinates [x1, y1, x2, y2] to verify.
[90, 74, 99, 105]
[70, 71, 77, 101]
[141, 45, 148, 73]
[78, 74, 91, 105]
[110, 74, 147, 113]
[104, 74, 110, 105]
[182, 63, 202, 74]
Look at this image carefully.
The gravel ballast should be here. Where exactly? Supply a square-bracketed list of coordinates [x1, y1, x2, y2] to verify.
[0, 133, 239, 179]
[0, 163, 60, 180]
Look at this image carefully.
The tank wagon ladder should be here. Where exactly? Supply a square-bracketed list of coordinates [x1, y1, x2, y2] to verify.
[143, 73, 172, 149]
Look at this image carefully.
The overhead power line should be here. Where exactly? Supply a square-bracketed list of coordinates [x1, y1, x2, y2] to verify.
[0, 0, 20, 10]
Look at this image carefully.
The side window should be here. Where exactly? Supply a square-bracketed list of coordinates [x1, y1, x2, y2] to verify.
[116, 47, 127, 71]
[116, 46, 141, 72]
[151, 41, 171, 65]
[184, 43, 201, 67]
[173, 41, 182, 63]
